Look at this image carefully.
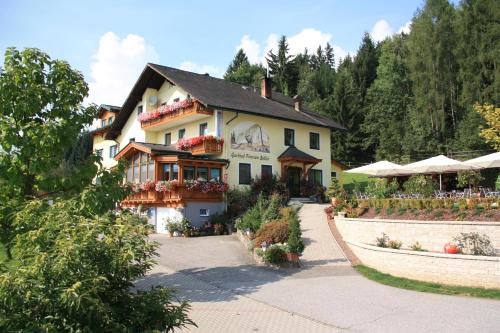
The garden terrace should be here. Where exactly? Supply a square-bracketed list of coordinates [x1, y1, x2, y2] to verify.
[139, 99, 213, 131]
[114, 141, 228, 207]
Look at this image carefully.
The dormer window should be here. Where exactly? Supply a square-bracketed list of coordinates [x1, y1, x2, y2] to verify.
[101, 119, 106, 127]
[173, 97, 180, 103]
[137, 105, 143, 115]
[108, 117, 114, 125]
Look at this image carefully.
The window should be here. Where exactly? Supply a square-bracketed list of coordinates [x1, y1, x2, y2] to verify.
[309, 169, 323, 186]
[125, 152, 154, 183]
[173, 97, 180, 102]
[210, 168, 221, 181]
[183, 166, 195, 180]
[178, 128, 186, 139]
[164, 133, 171, 145]
[331, 171, 337, 178]
[310, 132, 320, 150]
[199, 208, 209, 217]
[199, 123, 208, 136]
[163, 164, 171, 181]
[95, 149, 103, 157]
[108, 117, 114, 125]
[129, 137, 135, 142]
[239, 163, 251, 185]
[109, 144, 118, 158]
[284, 128, 295, 146]
[137, 105, 143, 115]
[101, 119, 106, 127]
[261, 165, 272, 179]
[197, 167, 208, 180]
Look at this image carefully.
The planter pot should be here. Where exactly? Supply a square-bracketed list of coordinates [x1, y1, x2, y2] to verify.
[286, 252, 300, 263]
[226, 224, 234, 234]
[444, 242, 460, 254]
[168, 231, 174, 238]
[173, 231, 181, 237]
[183, 230, 191, 238]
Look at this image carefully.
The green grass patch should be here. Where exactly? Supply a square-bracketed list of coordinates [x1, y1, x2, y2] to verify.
[342, 173, 374, 192]
[355, 265, 500, 300]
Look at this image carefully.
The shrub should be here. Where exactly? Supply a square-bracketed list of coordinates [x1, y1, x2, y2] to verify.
[253, 220, 289, 247]
[227, 187, 252, 217]
[236, 204, 262, 232]
[257, 244, 286, 264]
[403, 175, 435, 198]
[433, 210, 445, 219]
[376, 233, 389, 247]
[411, 241, 424, 251]
[262, 193, 283, 222]
[180, 217, 192, 232]
[453, 232, 496, 256]
[386, 207, 394, 215]
[364, 178, 398, 199]
[287, 211, 304, 254]
[457, 170, 484, 190]
[388, 240, 402, 249]
[326, 177, 344, 199]
[1, 199, 195, 332]
[251, 174, 287, 197]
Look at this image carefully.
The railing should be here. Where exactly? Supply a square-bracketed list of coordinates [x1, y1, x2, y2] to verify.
[190, 140, 223, 155]
[140, 101, 213, 130]
[122, 185, 224, 206]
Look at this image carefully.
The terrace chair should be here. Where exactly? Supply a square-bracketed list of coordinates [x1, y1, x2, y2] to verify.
[434, 190, 447, 199]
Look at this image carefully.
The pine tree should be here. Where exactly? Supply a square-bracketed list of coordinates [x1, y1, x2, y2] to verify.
[266, 36, 298, 96]
[363, 35, 413, 160]
[225, 49, 249, 77]
[406, 0, 460, 150]
[224, 49, 266, 86]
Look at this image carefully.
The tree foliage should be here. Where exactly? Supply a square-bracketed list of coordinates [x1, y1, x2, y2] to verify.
[0, 47, 98, 197]
[224, 0, 498, 163]
[475, 103, 500, 150]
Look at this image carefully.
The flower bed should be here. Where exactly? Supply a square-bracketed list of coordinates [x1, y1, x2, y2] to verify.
[155, 180, 179, 192]
[138, 99, 193, 123]
[176, 135, 224, 151]
[183, 179, 229, 193]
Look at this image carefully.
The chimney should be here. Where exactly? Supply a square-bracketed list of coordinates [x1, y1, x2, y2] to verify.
[261, 77, 272, 99]
[293, 95, 302, 111]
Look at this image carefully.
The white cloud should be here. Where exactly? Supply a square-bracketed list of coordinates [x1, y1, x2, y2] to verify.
[398, 21, 412, 34]
[179, 61, 222, 78]
[237, 29, 349, 68]
[236, 35, 261, 64]
[370, 19, 393, 43]
[87, 32, 159, 106]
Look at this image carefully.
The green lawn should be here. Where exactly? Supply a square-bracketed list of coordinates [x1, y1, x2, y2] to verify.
[341, 172, 374, 192]
[355, 265, 500, 300]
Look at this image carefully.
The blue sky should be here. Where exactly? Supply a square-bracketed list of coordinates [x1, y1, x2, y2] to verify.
[1, 0, 434, 105]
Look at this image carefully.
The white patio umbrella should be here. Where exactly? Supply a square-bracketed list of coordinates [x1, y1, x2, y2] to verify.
[463, 152, 500, 169]
[345, 160, 403, 177]
[400, 154, 477, 190]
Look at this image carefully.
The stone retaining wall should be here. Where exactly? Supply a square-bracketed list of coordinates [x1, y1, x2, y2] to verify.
[335, 216, 500, 252]
[348, 241, 500, 288]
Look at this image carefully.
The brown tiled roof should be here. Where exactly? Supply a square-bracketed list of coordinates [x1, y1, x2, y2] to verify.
[106, 64, 345, 139]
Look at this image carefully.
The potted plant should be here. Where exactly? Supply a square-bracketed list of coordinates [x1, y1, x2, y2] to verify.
[213, 223, 224, 235]
[444, 242, 460, 254]
[286, 211, 304, 265]
[180, 217, 192, 238]
[166, 221, 177, 238]
[326, 177, 344, 207]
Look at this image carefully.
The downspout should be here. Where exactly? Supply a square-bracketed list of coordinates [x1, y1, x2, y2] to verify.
[223, 111, 239, 214]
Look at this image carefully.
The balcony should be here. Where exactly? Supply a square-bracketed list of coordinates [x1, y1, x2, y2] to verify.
[139, 100, 213, 131]
[176, 136, 223, 155]
[122, 181, 226, 207]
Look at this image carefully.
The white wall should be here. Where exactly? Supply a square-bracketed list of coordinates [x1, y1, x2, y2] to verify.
[156, 207, 183, 234]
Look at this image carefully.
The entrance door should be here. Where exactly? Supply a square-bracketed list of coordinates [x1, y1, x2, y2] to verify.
[287, 167, 302, 197]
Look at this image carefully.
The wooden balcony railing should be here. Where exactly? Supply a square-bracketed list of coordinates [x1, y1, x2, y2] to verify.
[121, 186, 223, 207]
[140, 101, 213, 130]
[190, 140, 223, 155]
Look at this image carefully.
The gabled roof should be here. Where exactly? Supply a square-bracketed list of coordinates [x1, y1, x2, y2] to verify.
[106, 63, 345, 139]
[278, 146, 322, 163]
[114, 142, 229, 164]
[97, 104, 121, 118]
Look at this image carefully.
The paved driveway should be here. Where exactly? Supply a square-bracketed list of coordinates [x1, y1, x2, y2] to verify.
[136, 204, 500, 332]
